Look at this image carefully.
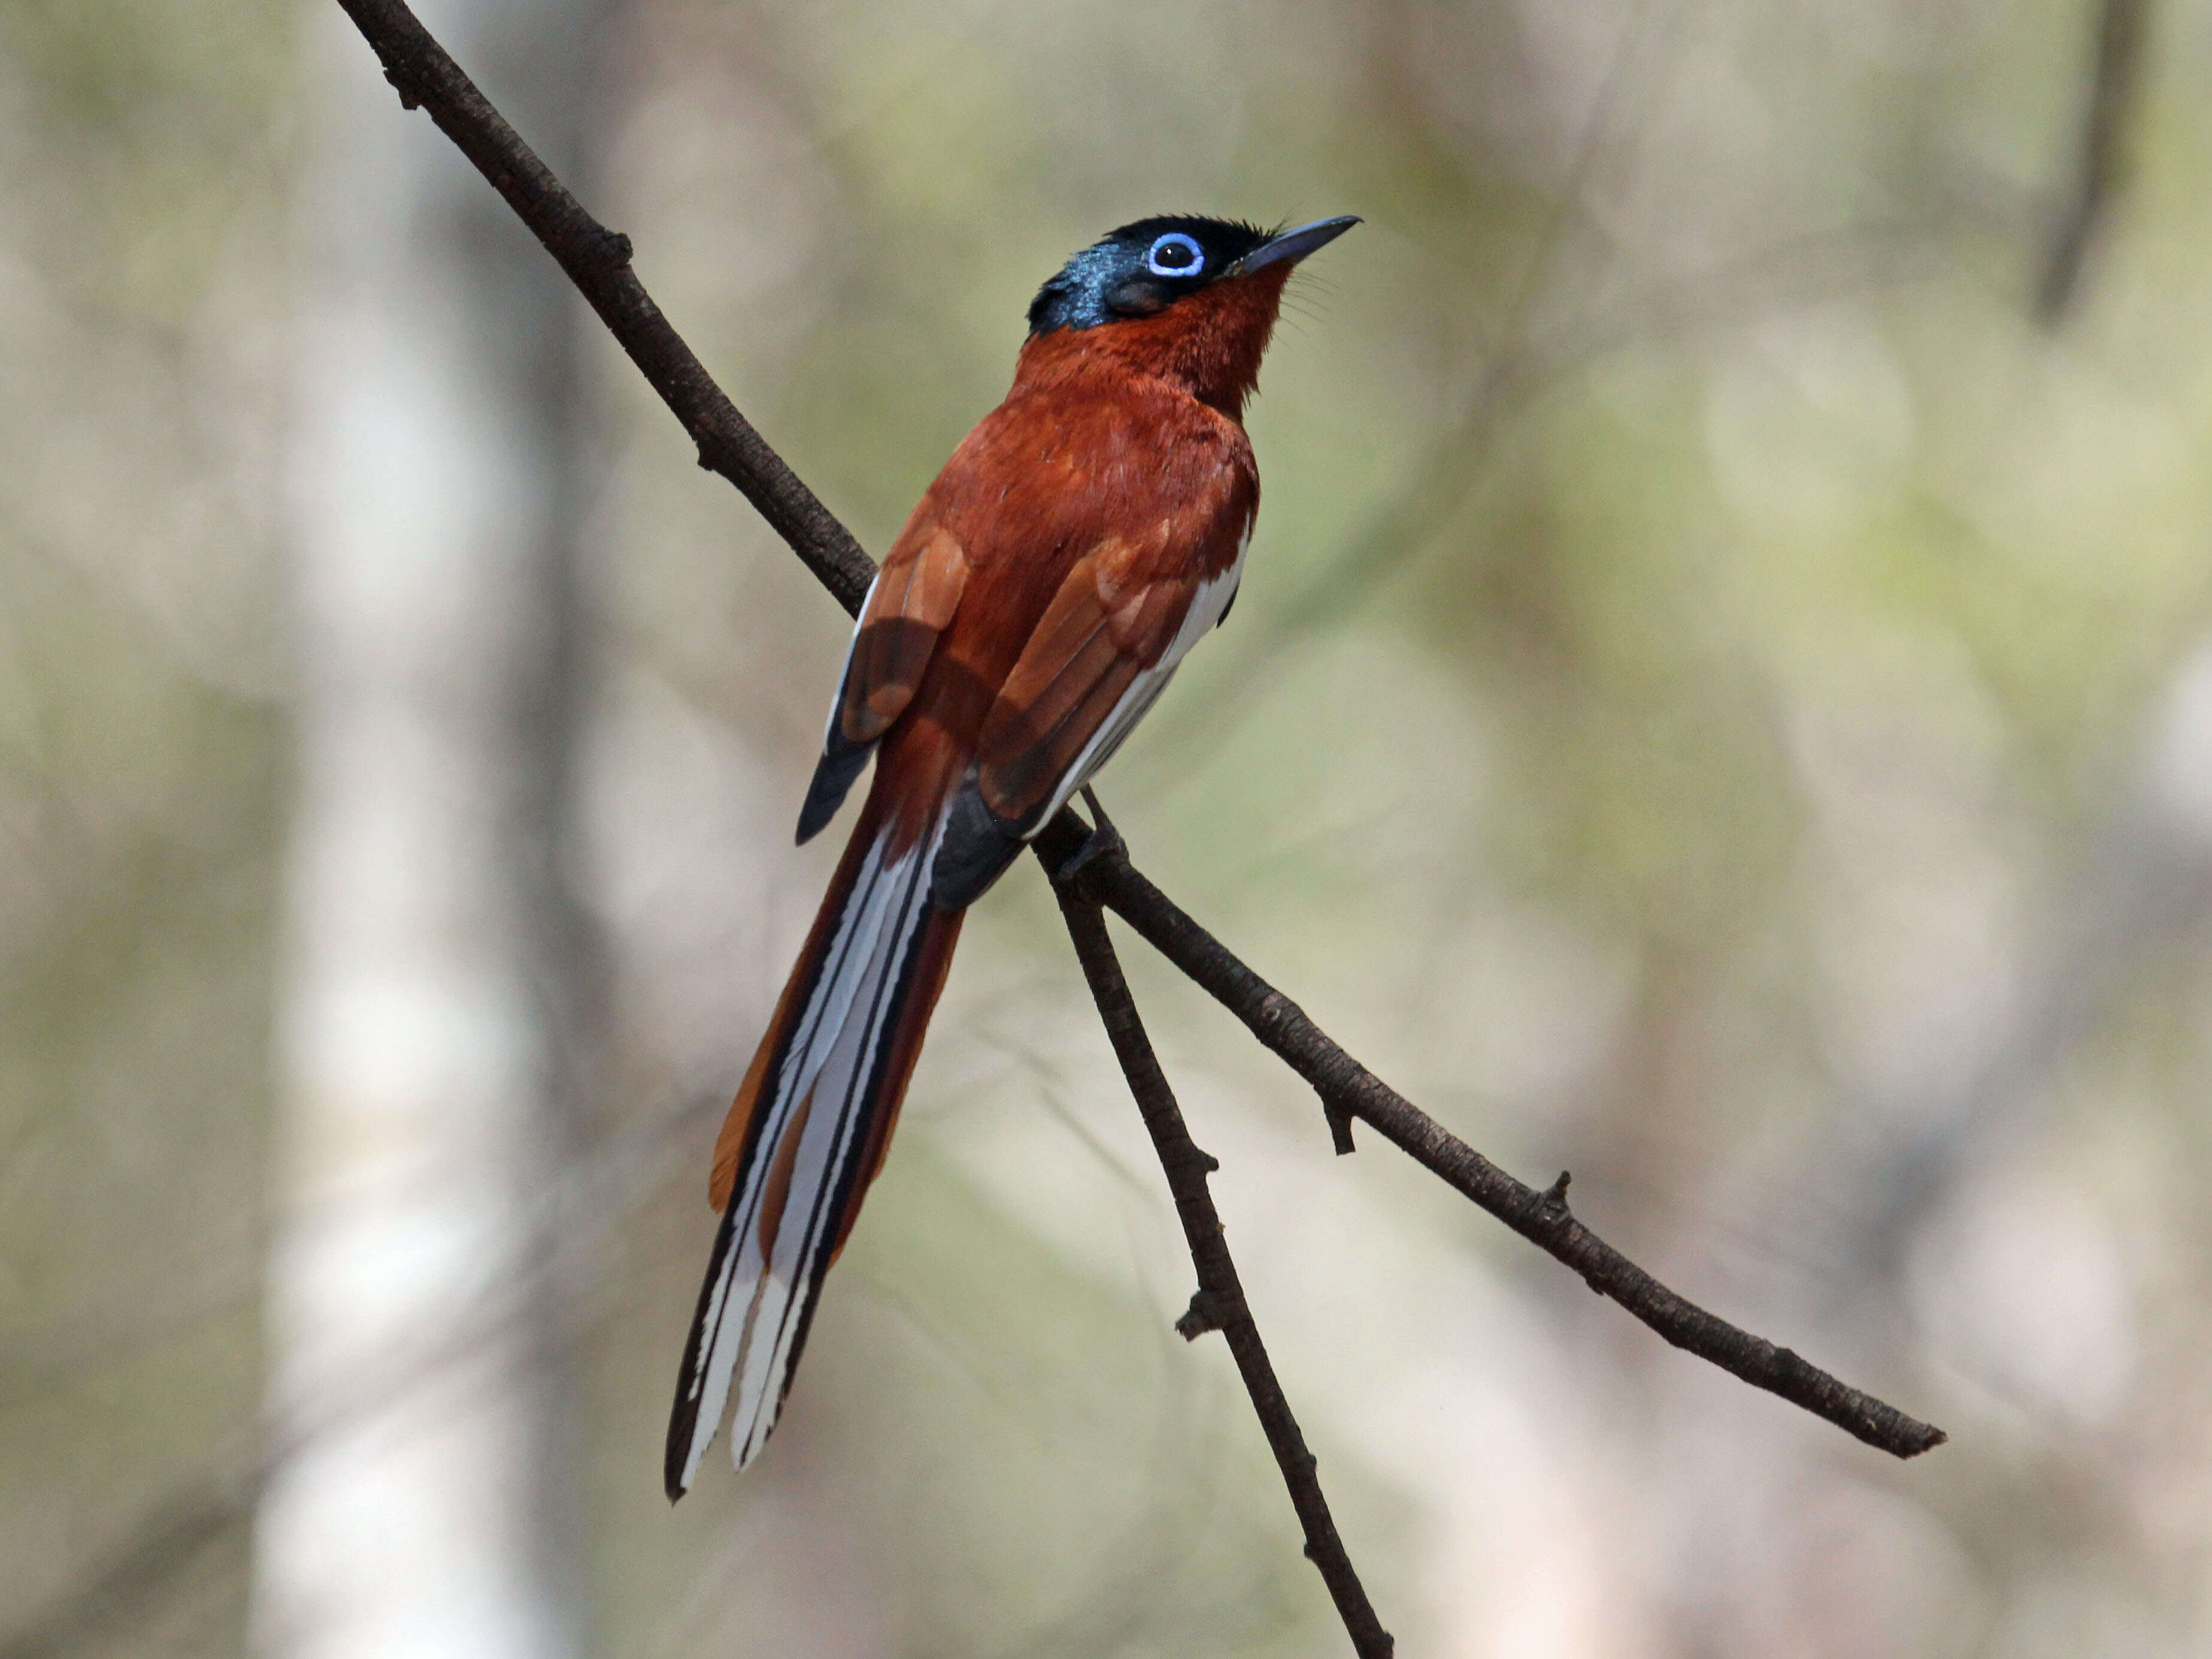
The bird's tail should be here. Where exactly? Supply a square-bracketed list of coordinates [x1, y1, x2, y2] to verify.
[665, 787, 963, 1498]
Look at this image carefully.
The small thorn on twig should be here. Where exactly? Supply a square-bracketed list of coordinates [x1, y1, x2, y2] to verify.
[382, 66, 422, 110]
[1323, 1097, 1357, 1155]
[1175, 1290, 1224, 1340]
[1540, 1170, 1572, 1211]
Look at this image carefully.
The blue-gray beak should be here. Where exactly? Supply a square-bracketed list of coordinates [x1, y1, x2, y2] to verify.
[1225, 215, 1360, 277]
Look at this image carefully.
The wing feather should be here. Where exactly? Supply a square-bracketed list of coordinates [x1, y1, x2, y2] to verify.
[843, 523, 966, 744]
[974, 512, 1247, 833]
[798, 524, 968, 842]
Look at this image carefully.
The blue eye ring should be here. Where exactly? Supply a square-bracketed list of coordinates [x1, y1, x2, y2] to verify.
[1146, 232, 1205, 277]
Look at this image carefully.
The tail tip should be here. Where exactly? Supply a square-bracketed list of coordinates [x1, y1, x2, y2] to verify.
[663, 1410, 703, 1503]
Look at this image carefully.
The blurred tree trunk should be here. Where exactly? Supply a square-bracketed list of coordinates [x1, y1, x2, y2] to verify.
[250, 1, 610, 1654]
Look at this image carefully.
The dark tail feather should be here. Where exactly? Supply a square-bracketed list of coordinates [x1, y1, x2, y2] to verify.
[666, 797, 962, 1499]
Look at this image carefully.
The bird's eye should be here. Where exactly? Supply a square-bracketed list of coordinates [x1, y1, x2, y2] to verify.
[1146, 233, 1204, 277]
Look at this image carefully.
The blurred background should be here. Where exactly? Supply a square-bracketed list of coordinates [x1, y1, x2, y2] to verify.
[4, 0, 2210, 1651]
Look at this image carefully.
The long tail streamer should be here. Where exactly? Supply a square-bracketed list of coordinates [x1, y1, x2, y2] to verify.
[665, 801, 960, 1497]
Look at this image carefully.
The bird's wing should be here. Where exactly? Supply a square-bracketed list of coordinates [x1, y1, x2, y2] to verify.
[975, 508, 1250, 839]
[797, 521, 969, 842]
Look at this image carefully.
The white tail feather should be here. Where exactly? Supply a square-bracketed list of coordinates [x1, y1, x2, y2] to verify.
[672, 808, 949, 1491]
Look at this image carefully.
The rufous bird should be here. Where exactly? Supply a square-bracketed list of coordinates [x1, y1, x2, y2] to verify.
[666, 213, 1359, 1496]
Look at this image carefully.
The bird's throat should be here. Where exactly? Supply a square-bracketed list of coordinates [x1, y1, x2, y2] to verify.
[1013, 264, 1293, 420]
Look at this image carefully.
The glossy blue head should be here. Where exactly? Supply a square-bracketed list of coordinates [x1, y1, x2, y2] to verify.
[1026, 214, 1359, 336]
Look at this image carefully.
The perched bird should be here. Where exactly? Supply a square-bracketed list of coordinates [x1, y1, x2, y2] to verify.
[666, 212, 1359, 1497]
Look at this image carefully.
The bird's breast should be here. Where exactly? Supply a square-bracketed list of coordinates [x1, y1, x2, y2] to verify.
[866, 374, 1255, 779]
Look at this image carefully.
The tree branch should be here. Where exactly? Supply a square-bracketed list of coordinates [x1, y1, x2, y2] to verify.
[1034, 814, 1947, 1461]
[322, 0, 1946, 1627]
[1053, 835, 1393, 1658]
[329, 0, 876, 613]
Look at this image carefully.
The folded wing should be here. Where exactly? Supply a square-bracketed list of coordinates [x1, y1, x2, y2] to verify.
[983, 518, 1248, 832]
[798, 521, 968, 842]
[928, 507, 1249, 912]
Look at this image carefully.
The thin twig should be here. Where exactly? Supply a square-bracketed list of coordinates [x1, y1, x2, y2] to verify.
[1052, 836, 1393, 1658]
[2038, 0, 2149, 323]
[1034, 813, 1947, 1460]
[328, 0, 1944, 1497]
[329, 0, 875, 612]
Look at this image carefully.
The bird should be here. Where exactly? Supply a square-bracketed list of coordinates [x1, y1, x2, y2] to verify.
[665, 212, 1359, 1497]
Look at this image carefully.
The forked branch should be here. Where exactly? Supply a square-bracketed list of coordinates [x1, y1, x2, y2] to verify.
[1032, 812, 1946, 1461]
[1053, 819, 1393, 1658]
[325, 0, 1946, 1645]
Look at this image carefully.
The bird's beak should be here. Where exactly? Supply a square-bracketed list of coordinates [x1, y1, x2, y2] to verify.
[1225, 215, 1361, 277]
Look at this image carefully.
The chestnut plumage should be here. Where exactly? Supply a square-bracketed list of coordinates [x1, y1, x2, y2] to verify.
[666, 213, 1357, 1497]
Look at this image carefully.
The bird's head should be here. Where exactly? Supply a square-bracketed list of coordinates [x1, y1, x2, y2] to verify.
[1020, 214, 1358, 416]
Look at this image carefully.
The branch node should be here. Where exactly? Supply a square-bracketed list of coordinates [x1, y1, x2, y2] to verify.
[1540, 1169, 1572, 1211]
[592, 223, 634, 266]
[1175, 1290, 1224, 1340]
[381, 65, 422, 110]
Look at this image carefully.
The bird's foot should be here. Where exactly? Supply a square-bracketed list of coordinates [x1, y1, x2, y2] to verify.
[1052, 788, 1127, 890]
